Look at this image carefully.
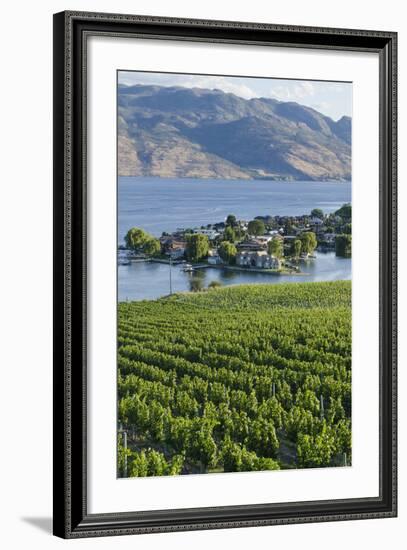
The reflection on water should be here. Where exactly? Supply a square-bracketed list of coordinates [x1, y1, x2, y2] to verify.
[118, 251, 351, 302]
[118, 177, 352, 301]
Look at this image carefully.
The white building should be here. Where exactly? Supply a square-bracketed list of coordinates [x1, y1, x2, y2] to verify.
[254, 235, 273, 245]
[169, 247, 186, 259]
[193, 229, 220, 240]
[208, 254, 222, 265]
[236, 251, 252, 267]
[322, 233, 336, 244]
[236, 250, 281, 269]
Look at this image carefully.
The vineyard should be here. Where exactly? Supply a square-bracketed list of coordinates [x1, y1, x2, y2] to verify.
[118, 281, 352, 477]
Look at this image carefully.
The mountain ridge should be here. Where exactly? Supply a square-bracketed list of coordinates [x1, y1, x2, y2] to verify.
[118, 84, 351, 181]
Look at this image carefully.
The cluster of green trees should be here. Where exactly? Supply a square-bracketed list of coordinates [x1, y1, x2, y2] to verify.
[118, 281, 352, 477]
[247, 219, 265, 236]
[185, 233, 209, 262]
[124, 204, 347, 264]
[264, 231, 317, 261]
[323, 204, 352, 257]
[335, 204, 351, 221]
[268, 237, 284, 258]
[335, 234, 352, 257]
[300, 232, 318, 255]
[314, 204, 352, 257]
[244, 205, 351, 259]
[125, 227, 161, 256]
[218, 241, 237, 264]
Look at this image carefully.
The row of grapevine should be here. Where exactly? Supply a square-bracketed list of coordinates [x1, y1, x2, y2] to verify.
[117, 281, 352, 476]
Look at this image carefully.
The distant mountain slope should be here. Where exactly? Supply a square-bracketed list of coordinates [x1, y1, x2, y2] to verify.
[118, 84, 351, 181]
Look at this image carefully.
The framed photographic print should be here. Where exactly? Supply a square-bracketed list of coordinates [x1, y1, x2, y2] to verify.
[53, 11, 397, 538]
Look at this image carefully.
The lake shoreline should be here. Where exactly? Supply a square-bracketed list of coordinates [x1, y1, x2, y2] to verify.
[118, 178, 351, 300]
[119, 175, 352, 184]
[118, 251, 350, 302]
[205, 264, 309, 276]
[148, 257, 308, 276]
[118, 177, 351, 240]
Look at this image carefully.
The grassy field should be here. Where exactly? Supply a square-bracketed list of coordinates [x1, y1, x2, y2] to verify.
[118, 281, 351, 477]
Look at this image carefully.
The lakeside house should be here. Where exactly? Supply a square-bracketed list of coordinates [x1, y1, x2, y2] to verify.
[151, 207, 348, 266]
[318, 232, 337, 251]
[253, 235, 274, 246]
[236, 241, 265, 252]
[160, 235, 187, 258]
[236, 234, 284, 251]
[208, 254, 222, 265]
[283, 235, 298, 242]
[208, 249, 223, 265]
[236, 250, 281, 269]
[169, 247, 186, 259]
[309, 217, 325, 234]
[322, 232, 336, 244]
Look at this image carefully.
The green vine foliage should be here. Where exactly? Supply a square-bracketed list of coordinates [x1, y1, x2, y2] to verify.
[117, 281, 352, 477]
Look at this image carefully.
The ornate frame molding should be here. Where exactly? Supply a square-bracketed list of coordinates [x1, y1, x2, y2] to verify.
[53, 11, 397, 538]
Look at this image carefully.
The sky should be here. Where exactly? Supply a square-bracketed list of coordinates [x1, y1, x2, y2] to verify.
[118, 71, 352, 122]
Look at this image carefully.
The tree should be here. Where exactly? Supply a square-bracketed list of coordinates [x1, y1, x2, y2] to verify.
[300, 231, 317, 255]
[143, 237, 161, 257]
[226, 214, 237, 227]
[208, 281, 222, 289]
[223, 226, 236, 243]
[311, 208, 324, 220]
[218, 241, 237, 264]
[248, 219, 265, 236]
[343, 223, 352, 234]
[291, 239, 302, 258]
[189, 276, 204, 293]
[125, 227, 151, 250]
[186, 233, 209, 261]
[125, 227, 161, 257]
[335, 234, 352, 257]
[267, 237, 284, 258]
[335, 203, 352, 221]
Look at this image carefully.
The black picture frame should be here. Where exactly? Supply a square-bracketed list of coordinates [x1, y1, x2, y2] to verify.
[53, 10, 397, 539]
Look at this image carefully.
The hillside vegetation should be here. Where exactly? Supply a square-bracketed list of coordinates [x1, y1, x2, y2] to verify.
[118, 281, 352, 477]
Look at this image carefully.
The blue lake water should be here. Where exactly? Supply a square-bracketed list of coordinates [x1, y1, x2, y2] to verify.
[118, 177, 351, 301]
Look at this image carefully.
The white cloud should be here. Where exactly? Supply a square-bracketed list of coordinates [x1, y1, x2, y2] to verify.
[119, 72, 257, 99]
[268, 81, 316, 102]
[310, 101, 330, 113]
